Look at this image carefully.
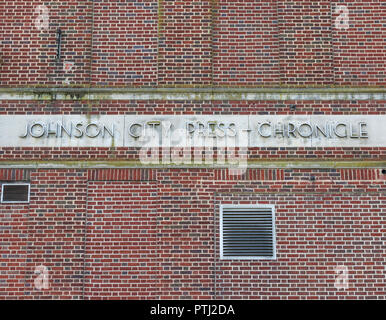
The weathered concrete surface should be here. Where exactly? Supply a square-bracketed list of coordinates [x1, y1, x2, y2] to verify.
[0, 160, 385, 169]
[0, 87, 386, 101]
[0, 115, 385, 147]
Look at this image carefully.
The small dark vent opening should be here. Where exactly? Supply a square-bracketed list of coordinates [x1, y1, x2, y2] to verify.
[1, 184, 30, 203]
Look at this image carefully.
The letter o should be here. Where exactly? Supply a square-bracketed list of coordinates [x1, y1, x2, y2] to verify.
[298, 123, 313, 138]
[29, 122, 46, 138]
[85, 123, 101, 138]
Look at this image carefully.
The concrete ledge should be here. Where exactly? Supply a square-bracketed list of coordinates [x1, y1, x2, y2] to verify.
[0, 87, 385, 101]
[0, 160, 385, 169]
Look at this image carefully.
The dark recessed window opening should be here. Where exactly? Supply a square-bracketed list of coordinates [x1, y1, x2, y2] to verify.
[1, 183, 30, 203]
[220, 205, 276, 260]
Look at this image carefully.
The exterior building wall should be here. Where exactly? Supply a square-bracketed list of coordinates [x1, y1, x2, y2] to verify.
[1, 1, 384, 87]
[0, 0, 385, 299]
[0, 168, 385, 299]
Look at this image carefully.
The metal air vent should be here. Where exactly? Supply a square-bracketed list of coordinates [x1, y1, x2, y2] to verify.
[220, 205, 276, 260]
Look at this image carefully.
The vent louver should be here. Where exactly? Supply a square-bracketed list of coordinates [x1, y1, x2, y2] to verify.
[1, 183, 30, 203]
[220, 206, 276, 260]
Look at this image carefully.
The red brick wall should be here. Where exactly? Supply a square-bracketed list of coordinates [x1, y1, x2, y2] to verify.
[278, 1, 333, 85]
[0, 0, 385, 300]
[91, 0, 158, 86]
[1, 168, 385, 299]
[215, 192, 385, 299]
[0, 169, 30, 298]
[25, 169, 87, 299]
[212, 0, 280, 86]
[1, 1, 385, 87]
[158, 0, 212, 86]
[332, 0, 385, 86]
[85, 180, 159, 299]
[0, 1, 92, 86]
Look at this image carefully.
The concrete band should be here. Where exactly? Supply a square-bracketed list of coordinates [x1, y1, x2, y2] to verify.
[0, 160, 385, 169]
[1, 115, 385, 147]
[0, 87, 386, 101]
